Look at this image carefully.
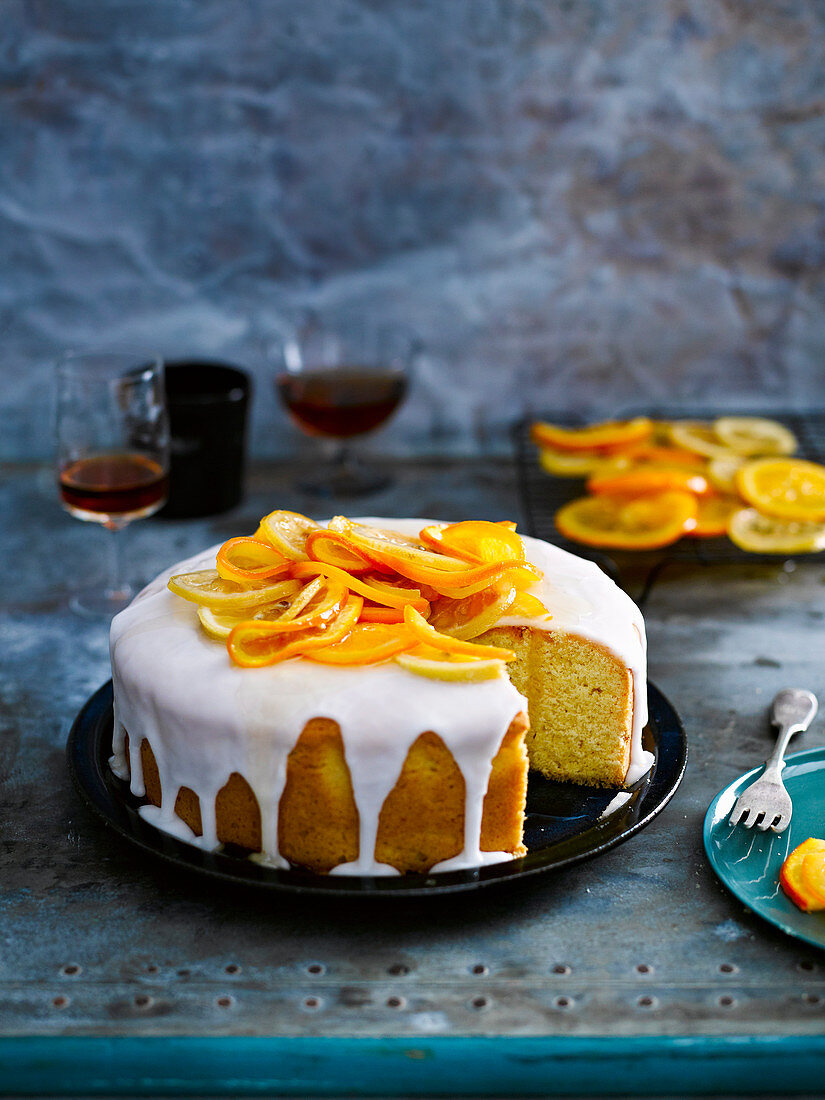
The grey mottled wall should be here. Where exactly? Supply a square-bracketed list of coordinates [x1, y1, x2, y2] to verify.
[3, 0, 825, 459]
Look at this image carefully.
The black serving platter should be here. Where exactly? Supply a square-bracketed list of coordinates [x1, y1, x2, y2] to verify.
[67, 681, 686, 899]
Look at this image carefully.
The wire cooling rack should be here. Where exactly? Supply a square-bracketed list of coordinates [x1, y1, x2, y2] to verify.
[515, 410, 825, 594]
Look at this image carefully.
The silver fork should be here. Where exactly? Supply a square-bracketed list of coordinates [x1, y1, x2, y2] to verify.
[729, 688, 818, 833]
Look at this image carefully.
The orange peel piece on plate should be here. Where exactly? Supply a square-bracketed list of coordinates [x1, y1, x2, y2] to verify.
[555, 490, 698, 550]
[779, 838, 825, 912]
[305, 529, 374, 573]
[530, 417, 654, 453]
[291, 560, 430, 613]
[216, 537, 291, 584]
[420, 520, 525, 565]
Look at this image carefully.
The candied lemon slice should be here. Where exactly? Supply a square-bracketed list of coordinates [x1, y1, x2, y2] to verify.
[305, 530, 373, 573]
[714, 416, 797, 457]
[216, 537, 290, 584]
[707, 454, 747, 494]
[736, 458, 825, 522]
[395, 653, 508, 682]
[686, 494, 743, 538]
[727, 508, 825, 554]
[555, 491, 697, 550]
[530, 417, 653, 452]
[668, 422, 734, 460]
[538, 446, 631, 478]
[197, 582, 302, 638]
[168, 570, 304, 610]
[257, 510, 320, 560]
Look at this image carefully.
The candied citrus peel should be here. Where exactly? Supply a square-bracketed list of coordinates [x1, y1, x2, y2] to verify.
[531, 417, 654, 453]
[780, 838, 825, 912]
[167, 513, 546, 677]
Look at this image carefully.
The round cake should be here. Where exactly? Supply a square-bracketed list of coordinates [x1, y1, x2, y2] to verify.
[109, 515, 650, 875]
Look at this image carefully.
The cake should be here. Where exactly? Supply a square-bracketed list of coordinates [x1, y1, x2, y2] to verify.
[109, 515, 650, 875]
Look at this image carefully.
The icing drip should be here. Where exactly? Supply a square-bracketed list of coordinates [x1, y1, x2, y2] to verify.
[109, 518, 650, 874]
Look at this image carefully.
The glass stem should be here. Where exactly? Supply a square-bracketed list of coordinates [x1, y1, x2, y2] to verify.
[105, 522, 128, 599]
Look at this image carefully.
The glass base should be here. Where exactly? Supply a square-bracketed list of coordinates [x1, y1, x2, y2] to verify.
[69, 583, 136, 620]
[296, 462, 392, 499]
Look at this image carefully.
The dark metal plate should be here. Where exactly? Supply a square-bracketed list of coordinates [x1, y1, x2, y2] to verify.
[67, 681, 687, 899]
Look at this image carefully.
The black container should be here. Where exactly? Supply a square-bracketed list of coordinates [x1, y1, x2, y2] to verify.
[160, 361, 251, 519]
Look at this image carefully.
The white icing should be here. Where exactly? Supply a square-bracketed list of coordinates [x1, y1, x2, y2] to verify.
[109, 518, 649, 874]
[599, 791, 633, 818]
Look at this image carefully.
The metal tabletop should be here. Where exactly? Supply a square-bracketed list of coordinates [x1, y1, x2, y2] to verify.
[1, 458, 824, 1097]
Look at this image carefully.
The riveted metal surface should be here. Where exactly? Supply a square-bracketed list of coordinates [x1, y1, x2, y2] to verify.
[2, 459, 825, 1063]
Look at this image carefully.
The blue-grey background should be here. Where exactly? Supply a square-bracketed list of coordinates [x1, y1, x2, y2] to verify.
[3, 0, 825, 460]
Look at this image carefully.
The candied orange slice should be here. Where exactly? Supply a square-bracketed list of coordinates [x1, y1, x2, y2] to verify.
[402, 605, 515, 661]
[332, 518, 470, 573]
[257, 510, 320, 560]
[531, 417, 653, 453]
[622, 445, 708, 471]
[419, 520, 525, 565]
[227, 595, 363, 668]
[780, 838, 825, 911]
[334, 519, 539, 593]
[216, 537, 291, 584]
[306, 622, 414, 665]
[587, 467, 710, 497]
[427, 582, 518, 640]
[714, 416, 797, 457]
[685, 493, 742, 538]
[555, 491, 697, 550]
[236, 576, 348, 633]
[291, 560, 430, 613]
[358, 605, 407, 624]
[727, 509, 825, 554]
[305, 529, 373, 573]
[168, 570, 304, 611]
[736, 458, 825, 522]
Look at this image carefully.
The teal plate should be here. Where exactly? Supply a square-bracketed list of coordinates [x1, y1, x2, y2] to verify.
[704, 746, 825, 952]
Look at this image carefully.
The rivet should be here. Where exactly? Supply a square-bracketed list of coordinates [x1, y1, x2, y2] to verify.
[61, 964, 81, 977]
[303, 996, 322, 1010]
[471, 996, 489, 1010]
[471, 964, 488, 976]
[216, 996, 233, 1008]
[802, 993, 821, 1006]
[306, 963, 325, 975]
[177, 968, 191, 978]
[553, 964, 571, 975]
[387, 995, 405, 1009]
[635, 963, 652, 975]
[637, 995, 657, 1009]
[387, 963, 409, 976]
[146, 964, 159, 974]
[718, 995, 735, 1007]
[134, 995, 152, 1009]
[798, 960, 816, 972]
[52, 995, 69, 1009]
[225, 964, 241, 975]
[719, 963, 737, 974]
[554, 996, 573, 1009]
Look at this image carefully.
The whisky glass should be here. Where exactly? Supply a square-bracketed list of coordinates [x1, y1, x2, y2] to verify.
[55, 351, 170, 617]
[273, 320, 414, 497]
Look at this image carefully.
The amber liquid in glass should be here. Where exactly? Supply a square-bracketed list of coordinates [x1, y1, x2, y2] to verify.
[59, 452, 168, 523]
[277, 368, 407, 438]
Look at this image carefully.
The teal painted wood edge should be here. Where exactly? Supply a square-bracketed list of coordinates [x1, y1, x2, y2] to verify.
[2, 1036, 824, 1097]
